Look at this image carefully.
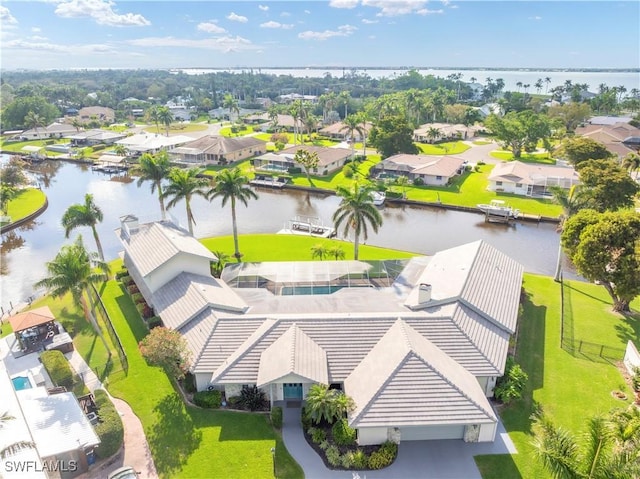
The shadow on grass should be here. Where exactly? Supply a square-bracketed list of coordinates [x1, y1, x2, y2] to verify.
[114, 286, 148, 343]
[149, 393, 203, 476]
[615, 312, 640, 346]
[564, 281, 610, 305]
[475, 453, 523, 479]
[188, 407, 274, 442]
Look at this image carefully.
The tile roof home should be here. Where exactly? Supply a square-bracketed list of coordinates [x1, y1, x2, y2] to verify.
[371, 154, 466, 186]
[116, 133, 193, 154]
[575, 122, 640, 158]
[66, 129, 126, 145]
[169, 135, 266, 165]
[254, 145, 353, 175]
[21, 122, 78, 140]
[318, 121, 373, 140]
[487, 160, 580, 196]
[78, 106, 115, 123]
[413, 123, 482, 142]
[114, 218, 523, 446]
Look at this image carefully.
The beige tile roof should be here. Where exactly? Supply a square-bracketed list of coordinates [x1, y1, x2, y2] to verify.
[257, 324, 328, 386]
[279, 145, 353, 167]
[344, 319, 496, 428]
[318, 121, 373, 138]
[405, 240, 523, 334]
[376, 154, 466, 178]
[117, 220, 216, 277]
[180, 135, 266, 155]
[152, 272, 248, 330]
[487, 161, 579, 186]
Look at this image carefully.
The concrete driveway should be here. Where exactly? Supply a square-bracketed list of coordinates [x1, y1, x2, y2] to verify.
[282, 405, 516, 479]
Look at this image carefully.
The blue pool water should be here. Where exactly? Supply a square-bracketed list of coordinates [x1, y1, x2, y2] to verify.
[280, 285, 345, 296]
[11, 376, 33, 391]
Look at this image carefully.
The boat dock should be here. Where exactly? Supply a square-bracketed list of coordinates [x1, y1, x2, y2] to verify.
[278, 215, 336, 238]
[250, 175, 288, 189]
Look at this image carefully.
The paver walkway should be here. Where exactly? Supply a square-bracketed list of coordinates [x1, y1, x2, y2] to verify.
[281, 405, 517, 479]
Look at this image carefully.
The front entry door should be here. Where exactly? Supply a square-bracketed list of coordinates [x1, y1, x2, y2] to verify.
[283, 383, 303, 399]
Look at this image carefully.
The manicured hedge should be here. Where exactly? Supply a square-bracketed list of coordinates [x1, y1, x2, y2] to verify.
[40, 350, 73, 389]
[271, 406, 283, 429]
[93, 389, 124, 458]
[193, 390, 222, 409]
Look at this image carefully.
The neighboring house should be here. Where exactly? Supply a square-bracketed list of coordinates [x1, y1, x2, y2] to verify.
[587, 116, 633, 126]
[413, 123, 482, 143]
[20, 123, 77, 140]
[371, 154, 466, 186]
[66, 129, 126, 146]
[168, 135, 266, 165]
[244, 113, 297, 132]
[575, 122, 640, 158]
[77, 107, 115, 124]
[487, 161, 580, 196]
[277, 93, 318, 104]
[116, 217, 524, 446]
[475, 103, 503, 118]
[253, 145, 353, 175]
[165, 101, 195, 121]
[0, 363, 100, 477]
[318, 121, 373, 141]
[116, 133, 193, 156]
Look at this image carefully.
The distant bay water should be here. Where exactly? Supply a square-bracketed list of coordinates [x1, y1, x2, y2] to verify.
[174, 67, 640, 94]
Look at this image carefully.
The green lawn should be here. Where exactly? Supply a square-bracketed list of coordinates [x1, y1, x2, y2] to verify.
[489, 150, 556, 165]
[415, 141, 470, 155]
[100, 280, 303, 478]
[476, 274, 639, 479]
[0, 138, 68, 153]
[219, 125, 256, 137]
[3, 188, 47, 224]
[200, 233, 418, 262]
[394, 165, 562, 217]
[0, 322, 13, 338]
[145, 123, 208, 135]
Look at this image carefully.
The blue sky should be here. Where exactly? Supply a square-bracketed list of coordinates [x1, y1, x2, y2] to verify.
[1, 1, 639, 70]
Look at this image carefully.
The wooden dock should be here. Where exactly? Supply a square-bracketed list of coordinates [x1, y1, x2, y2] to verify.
[250, 176, 287, 189]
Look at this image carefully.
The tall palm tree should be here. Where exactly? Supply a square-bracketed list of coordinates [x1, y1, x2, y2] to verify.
[132, 151, 172, 220]
[338, 91, 351, 119]
[550, 185, 587, 282]
[222, 93, 239, 121]
[622, 152, 640, 179]
[61, 193, 105, 262]
[0, 411, 36, 459]
[163, 167, 209, 235]
[157, 106, 174, 137]
[340, 114, 364, 156]
[333, 183, 383, 260]
[207, 168, 258, 260]
[356, 112, 369, 156]
[24, 111, 45, 139]
[34, 236, 110, 351]
[146, 105, 161, 133]
[545, 77, 552, 94]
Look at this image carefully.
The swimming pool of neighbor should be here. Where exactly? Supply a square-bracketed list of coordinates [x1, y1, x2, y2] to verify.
[280, 285, 345, 296]
[11, 375, 33, 391]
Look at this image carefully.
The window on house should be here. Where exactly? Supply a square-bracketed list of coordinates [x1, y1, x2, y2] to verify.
[496, 181, 503, 186]
[516, 183, 523, 188]
[436, 176, 442, 180]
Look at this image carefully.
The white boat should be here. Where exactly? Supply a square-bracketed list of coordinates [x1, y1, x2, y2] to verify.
[278, 215, 336, 238]
[477, 199, 520, 219]
[371, 191, 386, 207]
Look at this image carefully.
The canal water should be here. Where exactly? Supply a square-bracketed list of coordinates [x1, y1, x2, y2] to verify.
[0, 159, 564, 312]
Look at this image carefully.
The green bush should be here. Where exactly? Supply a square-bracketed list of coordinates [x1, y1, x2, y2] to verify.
[342, 164, 354, 178]
[271, 406, 283, 429]
[632, 367, 640, 392]
[325, 445, 341, 467]
[287, 166, 302, 174]
[114, 269, 128, 280]
[182, 372, 197, 393]
[332, 418, 356, 446]
[352, 449, 369, 469]
[318, 440, 330, 451]
[386, 190, 403, 199]
[368, 442, 397, 470]
[136, 303, 153, 319]
[131, 293, 144, 304]
[301, 407, 312, 429]
[413, 177, 424, 186]
[127, 284, 139, 295]
[146, 316, 163, 329]
[193, 390, 222, 409]
[341, 452, 355, 469]
[94, 389, 124, 458]
[311, 427, 326, 444]
[40, 350, 74, 389]
[239, 385, 267, 411]
[494, 356, 529, 404]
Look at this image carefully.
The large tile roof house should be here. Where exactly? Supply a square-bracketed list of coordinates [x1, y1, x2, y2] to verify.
[318, 121, 373, 141]
[575, 122, 640, 158]
[371, 154, 467, 186]
[487, 160, 580, 197]
[169, 135, 266, 165]
[253, 145, 353, 175]
[116, 217, 523, 446]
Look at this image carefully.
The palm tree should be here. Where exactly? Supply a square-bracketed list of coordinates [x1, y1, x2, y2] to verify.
[338, 91, 351, 119]
[311, 243, 329, 260]
[157, 106, 174, 136]
[222, 93, 239, 121]
[210, 250, 231, 278]
[61, 193, 106, 262]
[395, 175, 410, 199]
[34, 236, 110, 351]
[132, 151, 172, 220]
[622, 152, 640, 179]
[163, 167, 209, 235]
[545, 77, 552, 94]
[113, 144, 127, 157]
[24, 110, 45, 138]
[427, 127, 441, 144]
[327, 244, 346, 260]
[535, 79, 544, 94]
[550, 185, 587, 282]
[207, 168, 257, 260]
[340, 114, 364, 156]
[356, 112, 369, 156]
[146, 105, 161, 133]
[332, 183, 383, 260]
[0, 411, 36, 459]
[305, 384, 355, 425]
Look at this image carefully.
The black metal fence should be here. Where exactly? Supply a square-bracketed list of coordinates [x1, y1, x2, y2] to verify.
[559, 275, 624, 363]
[90, 285, 128, 376]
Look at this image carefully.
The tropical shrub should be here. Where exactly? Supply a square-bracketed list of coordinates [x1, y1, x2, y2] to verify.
[368, 442, 397, 469]
[413, 177, 424, 186]
[131, 293, 144, 304]
[341, 452, 355, 469]
[632, 367, 640, 392]
[146, 316, 163, 329]
[311, 427, 326, 444]
[494, 356, 528, 404]
[93, 389, 124, 458]
[114, 269, 128, 280]
[342, 164, 354, 178]
[352, 449, 369, 469]
[239, 385, 267, 411]
[182, 372, 197, 393]
[318, 440, 330, 451]
[127, 284, 139, 295]
[332, 418, 357, 446]
[287, 166, 302, 174]
[271, 406, 283, 429]
[135, 303, 153, 319]
[40, 350, 73, 389]
[193, 390, 222, 409]
[325, 445, 341, 467]
[301, 407, 312, 429]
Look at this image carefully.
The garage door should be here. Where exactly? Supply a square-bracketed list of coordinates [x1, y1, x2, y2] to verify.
[399, 425, 465, 441]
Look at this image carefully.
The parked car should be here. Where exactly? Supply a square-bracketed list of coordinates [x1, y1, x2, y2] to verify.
[107, 466, 138, 479]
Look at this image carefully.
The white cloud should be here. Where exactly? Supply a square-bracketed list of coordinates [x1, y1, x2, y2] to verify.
[529, 16, 542, 20]
[4, 38, 117, 54]
[304, 10, 311, 14]
[227, 12, 248, 23]
[361, 18, 378, 24]
[280, 12, 291, 17]
[0, 6, 18, 25]
[363, 0, 430, 17]
[54, 0, 151, 27]
[260, 21, 294, 29]
[298, 24, 357, 41]
[369, 35, 376, 39]
[127, 35, 260, 53]
[28, 35, 48, 41]
[416, 8, 443, 15]
[329, 0, 359, 8]
[258, 5, 269, 11]
[31, 27, 42, 33]
[197, 22, 226, 34]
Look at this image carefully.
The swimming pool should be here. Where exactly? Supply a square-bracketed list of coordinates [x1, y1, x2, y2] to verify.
[11, 376, 33, 391]
[280, 285, 345, 296]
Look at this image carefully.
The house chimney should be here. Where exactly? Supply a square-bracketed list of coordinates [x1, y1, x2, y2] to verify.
[120, 214, 139, 239]
[418, 283, 432, 303]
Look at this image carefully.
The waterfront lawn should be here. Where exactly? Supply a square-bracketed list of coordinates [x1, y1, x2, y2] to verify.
[100, 280, 302, 478]
[4, 188, 47, 223]
[476, 274, 636, 479]
[0, 323, 13, 338]
[415, 141, 470, 155]
[489, 150, 556, 164]
[0, 138, 67, 153]
[288, 155, 382, 190]
[219, 125, 255, 137]
[394, 165, 561, 217]
[144, 123, 208, 135]
[200, 234, 418, 262]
